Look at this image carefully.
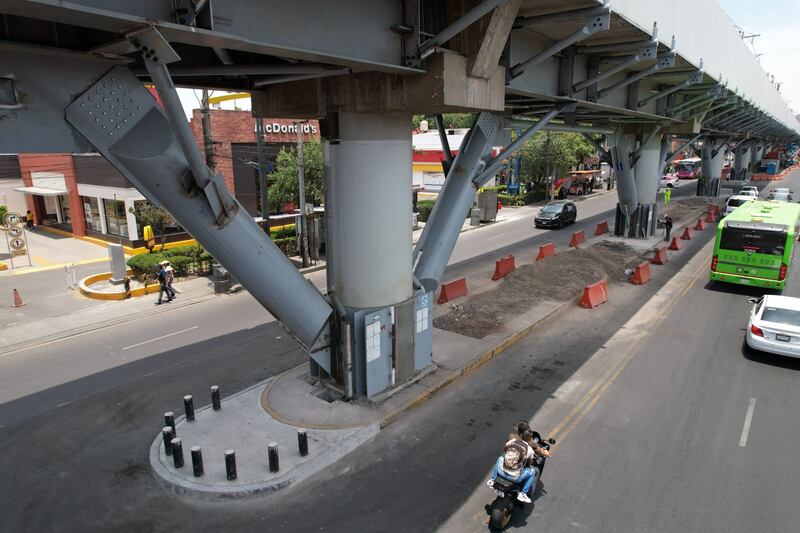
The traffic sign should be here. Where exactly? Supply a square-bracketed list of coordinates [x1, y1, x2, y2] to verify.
[3, 211, 22, 227]
[8, 226, 23, 238]
[10, 237, 26, 250]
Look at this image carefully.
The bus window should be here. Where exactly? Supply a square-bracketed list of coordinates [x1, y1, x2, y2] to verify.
[719, 226, 787, 256]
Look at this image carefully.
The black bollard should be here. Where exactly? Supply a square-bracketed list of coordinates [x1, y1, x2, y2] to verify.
[268, 442, 280, 473]
[191, 446, 204, 477]
[183, 395, 195, 422]
[162, 426, 174, 456]
[297, 430, 309, 457]
[225, 449, 237, 480]
[164, 411, 176, 434]
[171, 437, 184, 468]
[211, 386, 221, 411]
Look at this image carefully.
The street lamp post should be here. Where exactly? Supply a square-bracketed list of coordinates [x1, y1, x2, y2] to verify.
[295, 121, 310, 268]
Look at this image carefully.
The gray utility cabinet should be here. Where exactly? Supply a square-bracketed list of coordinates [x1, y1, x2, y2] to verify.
[478, 189, 498, 222]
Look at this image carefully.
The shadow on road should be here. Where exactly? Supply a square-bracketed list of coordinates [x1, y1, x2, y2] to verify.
[741, 339, 800, 371]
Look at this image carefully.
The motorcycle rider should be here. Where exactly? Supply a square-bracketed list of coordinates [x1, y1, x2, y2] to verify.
[487, 438, 537, 503]
[509, 421, 551, 464]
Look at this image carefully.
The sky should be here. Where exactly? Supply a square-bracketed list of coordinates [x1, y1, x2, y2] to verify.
[718, 0, 800, 115]
[178, 1, 800, 119]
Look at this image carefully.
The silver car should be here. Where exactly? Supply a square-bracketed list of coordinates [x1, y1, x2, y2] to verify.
[745, 295, 800, 358]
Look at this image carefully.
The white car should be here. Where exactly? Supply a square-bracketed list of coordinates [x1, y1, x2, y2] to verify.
[746, 295, 800, 358]
[660, 175, 679, 188]
[724, 195, 754, 216]
[738, 187, 758, 199]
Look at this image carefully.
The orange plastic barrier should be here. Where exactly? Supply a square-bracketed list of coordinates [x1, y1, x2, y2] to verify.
[569, 230, 586, 248]
[579, 279, 609, 309]
[705, 211, 717, 223]
[629, 261, 651, 285]
[668, 236, 683, 251]
[594, 221, 610, 236]
[680, 227, 693, 240]
[437, 278, 468, 304]
[694, 218, 706, 231]
[651, 246, 668, 265]
[536, 242, 556, 261]
[492, 255, 516, 281]
[707, 204, 720, 215]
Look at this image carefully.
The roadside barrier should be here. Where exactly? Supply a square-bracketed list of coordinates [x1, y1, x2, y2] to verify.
[298, 430, 309, 457]
[569, 230, 586, 248]
[225, 449, 237, 480]
[12, 288, 24, 307]
[668, 236, 683, 251]
[705, 211, 717, 223]
[492, 255, 516, 280]
[629, 261, 651, 285]
[651, 246, 668, 265]
[437, 277, 468, 304]
[184, 395, 195, 422]
[536, 242, 556, 261]
[707, 204, 720, 215]
[579, 279, 609, 309]
[268, 442, 280, 473]
[680, 227, 693, 240]
[594, 220, 610, 236]
[211, 385, 222, 410]
[694, 218, 706, 231]
[191, 447, 204, 478]
[171, 438, 185, 468]
[162, 426, 175, 456]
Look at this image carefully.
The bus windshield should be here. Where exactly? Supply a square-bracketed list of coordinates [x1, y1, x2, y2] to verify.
[719, 225, 788, 256]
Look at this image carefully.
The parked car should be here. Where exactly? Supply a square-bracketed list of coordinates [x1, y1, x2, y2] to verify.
[746, 295, 800, 358]
[773, 187, 792, 195]
[740, 185, 759, 196]
[534, 200, 577, 229]
[724, 195, 755, 216]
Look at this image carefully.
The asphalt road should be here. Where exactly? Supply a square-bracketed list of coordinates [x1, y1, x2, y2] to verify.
[5, 176, 797, 532]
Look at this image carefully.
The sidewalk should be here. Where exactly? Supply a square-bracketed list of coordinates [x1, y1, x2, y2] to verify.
[0, 227, 111, 273]
[149, 195, 711, 499]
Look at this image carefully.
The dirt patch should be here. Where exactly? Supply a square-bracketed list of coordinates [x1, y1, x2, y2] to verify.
[434, 241, 649, 339]
[662, 196, 722, 224]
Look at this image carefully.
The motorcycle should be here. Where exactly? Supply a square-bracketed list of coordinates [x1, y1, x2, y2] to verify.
[486, 432, 555, 530]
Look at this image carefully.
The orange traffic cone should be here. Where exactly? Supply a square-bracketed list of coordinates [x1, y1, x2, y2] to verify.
[12, 289, 24, 307]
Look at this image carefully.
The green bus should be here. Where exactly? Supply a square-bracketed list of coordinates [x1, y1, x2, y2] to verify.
[710, 200, 800, 290]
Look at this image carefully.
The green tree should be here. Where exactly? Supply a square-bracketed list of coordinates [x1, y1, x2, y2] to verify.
[267, 141, 324, 210]
[519, 131, 595, 186]
[412, 113, 475, 130]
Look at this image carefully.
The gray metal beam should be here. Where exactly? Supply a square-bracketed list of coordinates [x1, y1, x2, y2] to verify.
[597, 47, 676, 100]
[251, 68, 350, 87]
[572, 52, 648, 93]
[434, 114, 455, 173]
[637, 69, 703, 108]
[665, 133, 703, 164]
[133, 63, 335, 77]
[514, 1, 610, 28]
[509, 120, 614, 135]
[417, 0, 509, 58]
[509, 7, 610, 79]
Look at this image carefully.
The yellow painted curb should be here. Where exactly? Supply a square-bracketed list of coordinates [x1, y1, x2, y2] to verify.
[79, 269, 161, 300]
[36, 226, 197, 255]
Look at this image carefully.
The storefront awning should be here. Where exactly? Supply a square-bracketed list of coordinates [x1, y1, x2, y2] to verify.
[14, 186, 67, 196]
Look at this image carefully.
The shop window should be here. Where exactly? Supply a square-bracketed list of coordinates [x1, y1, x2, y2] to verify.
[104, 198, 128, 237]
[57, 195, 71, 224]
[82, 196, 102, 232]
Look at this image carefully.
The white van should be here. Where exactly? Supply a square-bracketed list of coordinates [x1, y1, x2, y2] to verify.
[724, 195, 754, 216]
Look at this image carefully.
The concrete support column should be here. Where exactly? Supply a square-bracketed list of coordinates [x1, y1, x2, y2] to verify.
[734, 144, 751, 180]
[700, 136, 726, 196]
[632, 132, 664, 237]
[751, 145, 764, 170]
[329, 112, 413, 309]
[610, 131, 636, 237]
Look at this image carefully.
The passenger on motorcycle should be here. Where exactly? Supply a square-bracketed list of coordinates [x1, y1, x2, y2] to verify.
[510, 421, 551, 464]
[487, 439, 537, 503]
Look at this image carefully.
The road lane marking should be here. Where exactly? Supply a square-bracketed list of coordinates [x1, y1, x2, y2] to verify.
[739, 397, 757, 447]
[122, 326, 199, 351]
[487, 233, 508, 241]
[548, 249, 709, 443]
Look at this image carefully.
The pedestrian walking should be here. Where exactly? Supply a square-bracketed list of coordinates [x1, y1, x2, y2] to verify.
[662, 214, 673, 242]
[163, 260, 177, 300]
[155, 263, 172, 305]
[664, 187, 672, 205]
[25, 210, 35, 231]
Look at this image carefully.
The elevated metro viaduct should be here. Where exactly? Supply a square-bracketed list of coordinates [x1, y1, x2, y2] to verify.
[2, 0, 799, 399]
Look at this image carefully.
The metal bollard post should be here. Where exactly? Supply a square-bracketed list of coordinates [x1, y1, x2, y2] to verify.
[211, 385, 221, 410]
[225, 449, 237, 480]
[297, 430, 309, 457]
[164, 411, 176, 435]
[171, 437, 184, 468]
[191, 446, 204, 477]
[162, 426, 174, 456]
[268, 442, 280, 472]
[183, 395, 195, 422]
